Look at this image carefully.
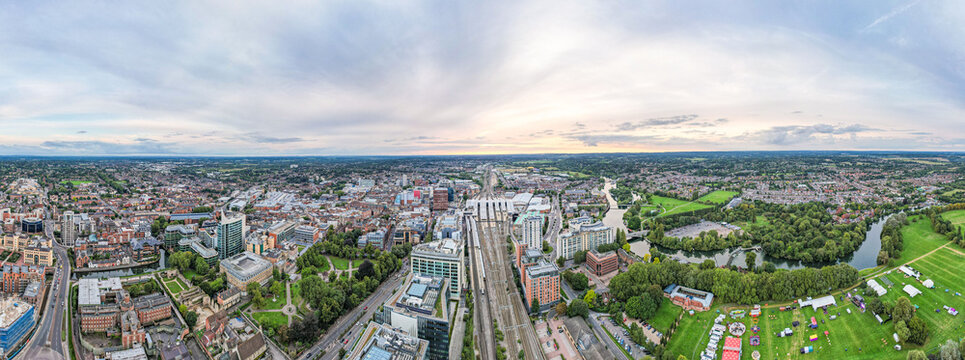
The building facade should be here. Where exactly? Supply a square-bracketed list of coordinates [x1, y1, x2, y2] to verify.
[218, 213, 246, 259]
[410, 239, 463, 300]
[556, 217, 612, 260]
[220, 252, 273, 288]
[585, 250, 618, 276]
[375, 274, 450, 360]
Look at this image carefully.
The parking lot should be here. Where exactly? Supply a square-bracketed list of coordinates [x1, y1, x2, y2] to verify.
[599, 315, 650, 359]
[535, 318, 580, 360]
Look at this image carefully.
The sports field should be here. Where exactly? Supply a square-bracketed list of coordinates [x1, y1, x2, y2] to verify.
[697, 190, 739, 205]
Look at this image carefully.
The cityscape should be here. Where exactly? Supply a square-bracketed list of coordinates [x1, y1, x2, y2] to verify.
[1, 1, 965, 360]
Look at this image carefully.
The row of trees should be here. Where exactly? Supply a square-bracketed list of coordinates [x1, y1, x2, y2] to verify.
[609, 259, 859, 305]
[878, 213, 908, 265]
[168, 251, 226, 297]
[649, 227, 744, 252]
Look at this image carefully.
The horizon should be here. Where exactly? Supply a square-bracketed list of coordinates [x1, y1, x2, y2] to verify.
[2, 1, 964, 155]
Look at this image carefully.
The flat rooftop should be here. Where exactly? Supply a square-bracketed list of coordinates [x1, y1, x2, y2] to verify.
[412, 238, 462, 257]
[221, 252, 272, 279]
[78, 277, 123, 306]
[0, 297, 32, 328]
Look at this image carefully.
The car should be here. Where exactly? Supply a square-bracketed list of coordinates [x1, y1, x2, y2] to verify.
[364, 306, 368, 310]
[343, 339, 349, 344]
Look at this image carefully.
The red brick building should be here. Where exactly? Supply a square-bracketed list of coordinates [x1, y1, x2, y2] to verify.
[585, 250, 618, 276]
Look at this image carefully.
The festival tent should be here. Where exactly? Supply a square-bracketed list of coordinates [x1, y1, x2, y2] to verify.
[809, 334, 818, 341]
[903, 284, 922, 298]
[923, 279, 935, 288]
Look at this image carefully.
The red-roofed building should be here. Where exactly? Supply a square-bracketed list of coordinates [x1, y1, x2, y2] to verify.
[721, 337, 742, 360]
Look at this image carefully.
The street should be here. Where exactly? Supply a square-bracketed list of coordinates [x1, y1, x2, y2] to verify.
[17, 243, 70, 360]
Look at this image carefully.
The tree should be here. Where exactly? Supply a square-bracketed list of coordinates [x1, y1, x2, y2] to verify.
[626, 293, 660, 321]
[531, 298, 540, 314]
[895, 320, 910, 342]
[893, 297, 913, 322]
[556, 257, 565, 267]
[678, 356, 687, 360]
[567, 300, 588, 318]
[744, 252, 757, 271]
[185, 311, 198, 328]
[554, 301, 567, 316]
[584, 290, 597, 307]
[907, 316, 929, 345]
[699, 259, 715, 270]
[574, 251, 587, 264]
[877, 250, 890, 266]
[941, 339, 961, 360]
[906, 350, 927, 360]
[270, 281, 285, 298]
[356, 259, 376, 279]
[194, 257, 209, 275]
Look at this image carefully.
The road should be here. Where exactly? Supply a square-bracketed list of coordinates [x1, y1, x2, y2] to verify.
[298, 264, 407, 360]
[473, 167, 544, 360]
[18, 244, 70, 360]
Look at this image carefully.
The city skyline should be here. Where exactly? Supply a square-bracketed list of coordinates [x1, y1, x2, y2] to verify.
[1, 0, 964, 155]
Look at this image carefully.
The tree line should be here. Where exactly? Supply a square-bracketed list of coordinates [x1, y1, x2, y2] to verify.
[609, 258, 859, 305]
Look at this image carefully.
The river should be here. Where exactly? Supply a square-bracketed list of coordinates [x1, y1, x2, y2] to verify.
[73, 249, 168, 280]
[603, 179, 888, 271]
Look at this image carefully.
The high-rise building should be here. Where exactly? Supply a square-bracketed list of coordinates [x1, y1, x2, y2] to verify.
[431, 188, 449, 212]
[515, 211, 544, 250]
[375, 274, 450, 360]
[62, 211, 76, 246]
[523, 260, 560, 312]
[217, 213, 246, 259]
[410, 238, 463, 300]
[556, 217, 612, 260]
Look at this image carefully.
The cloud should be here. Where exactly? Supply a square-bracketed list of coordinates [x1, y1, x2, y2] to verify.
[76, 130, 87, 134]
[751, 124, 879, 146]
[245, 133, 305, 144]
[40, 140, 174, 154]
[862, 0, 922, 33]
[615, 114, 699, 131]
[568, 134, 658, 147]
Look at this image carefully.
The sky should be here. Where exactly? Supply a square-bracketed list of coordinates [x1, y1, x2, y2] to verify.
[0, 0, 963, 156]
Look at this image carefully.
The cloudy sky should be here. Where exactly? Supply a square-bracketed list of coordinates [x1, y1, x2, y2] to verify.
[1, 0, 963, 155]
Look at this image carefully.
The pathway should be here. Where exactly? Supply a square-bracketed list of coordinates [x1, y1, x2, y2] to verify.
[246, 281, 301, 327]
[866, 242, 953, 280]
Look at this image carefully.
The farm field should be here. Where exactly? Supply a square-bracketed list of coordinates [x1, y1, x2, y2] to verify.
[697, 190, 739, 205]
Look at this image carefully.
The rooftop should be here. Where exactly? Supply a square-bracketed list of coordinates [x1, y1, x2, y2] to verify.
[221, 252, 272, 279]
[78, 277, 123, 306]
[411, 238, 462, 257]
[348, 322, 429, 360]
[0, 297, 32, 328]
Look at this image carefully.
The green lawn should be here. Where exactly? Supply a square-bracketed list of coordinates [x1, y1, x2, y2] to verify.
[941, 209, 965, 227]
[330, 256, 351, 270]
[648, 299, 681, 334]
[251, 311, 288, 330]
[175, 277, 189, 290]
[292, 283, 303, 305]
[61, 180, 92, 185]
[164, 279, 183, 294]
[697, 190, 739, 205]
[892, 216, 949, 265]
[644, 195, 713, 218]
[260, 292, 287, 310]
[182, 269, 201, 282]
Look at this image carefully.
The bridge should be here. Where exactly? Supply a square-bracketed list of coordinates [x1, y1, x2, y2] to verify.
[628, 230, 649, 238]
[724, 245, 764, 267]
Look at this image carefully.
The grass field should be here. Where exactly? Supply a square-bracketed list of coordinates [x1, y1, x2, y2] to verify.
[941, 210, 965, 227]
[251, 311, 288, 330]
[645, 195, 713, 218]
[261, 292, 287, 310]
[164, 279, 183, 294]
[697, 190, 739, 205]
[666, 214, 965, 360]
[330, 256, 351, 270]
[181, 269, 201, 282]
[648, 299, 681, 334]
[61, 180, 92, 185]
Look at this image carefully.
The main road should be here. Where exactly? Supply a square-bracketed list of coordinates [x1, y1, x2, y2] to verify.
[17, 243, 70, 360]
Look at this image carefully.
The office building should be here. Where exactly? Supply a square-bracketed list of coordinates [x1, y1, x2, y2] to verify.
[0, 297, 35, 353]
[20, 217, 42, 234]
[164, 225, 195, 250]
[346, 322, 428, 360]
[292, 225, 320, 244]
[220, 252, 273, 288]
[268, 221, 297, 246]
[586, 250, 619, 276]
[556, 217, 612, 260]
[218, 213, 246, 259]
[62, 211, 76, 246]
[432, 214, 460, 241]
[358, 230, 385, 249]
[375, 274, 450, 360]
[410, 238, 463, 299]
